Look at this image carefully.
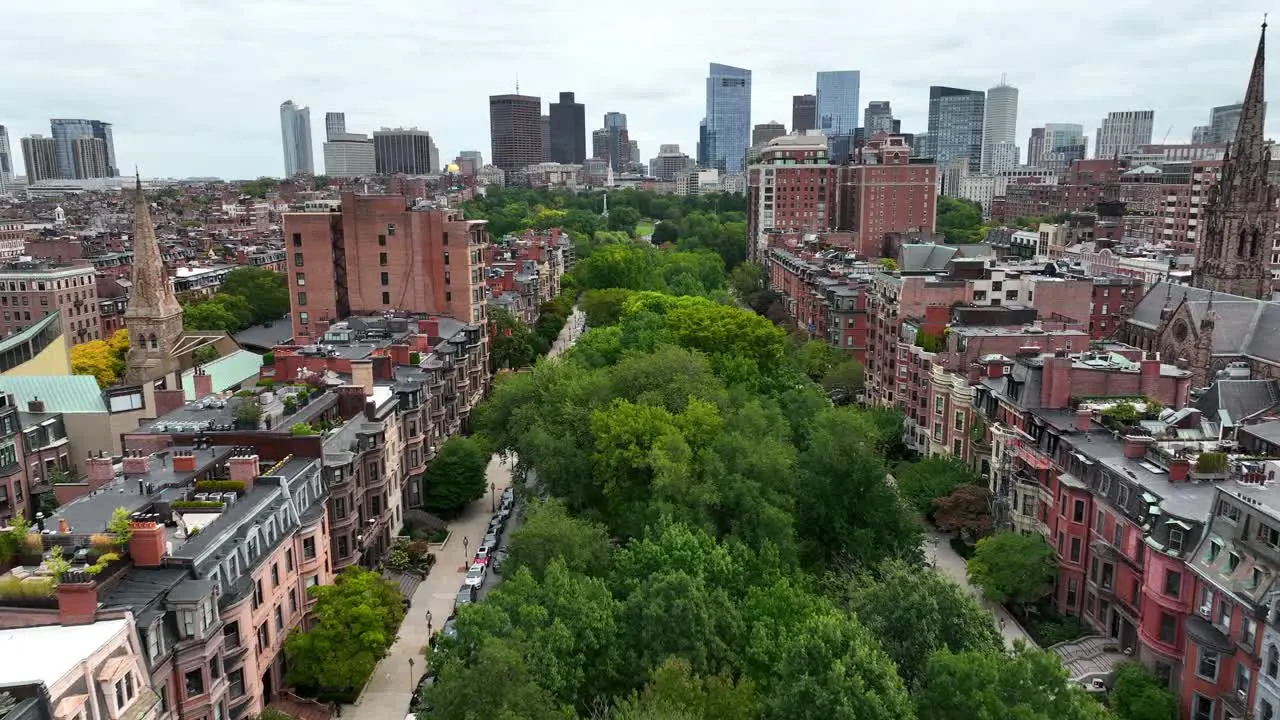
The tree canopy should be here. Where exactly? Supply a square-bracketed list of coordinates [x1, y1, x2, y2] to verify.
[423, 435, 492, 517]
[183, 267, 289, 334]
[967, 532, 1057, 608]
[70, 329, 130, 388]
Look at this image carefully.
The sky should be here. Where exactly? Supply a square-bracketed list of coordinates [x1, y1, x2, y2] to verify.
[5, 0, 1277, 180]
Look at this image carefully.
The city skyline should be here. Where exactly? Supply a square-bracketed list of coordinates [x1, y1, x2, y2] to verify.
[3, 1, 1276, 178]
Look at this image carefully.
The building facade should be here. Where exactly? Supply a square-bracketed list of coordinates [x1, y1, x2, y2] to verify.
[928, 86, 985, 175]
[792, 94, 816, 133]
[372, 129, 437, 175]
[489, 94, 543, 172]
[704, 63, 752, 174]
[981, 80, 1019, 174]
[323, 133, 375, 178]
[816, 70, 861, 147]
[21, 136, 59, 184]
[549, 91, 586, 164]
[279, 101, 314, 177]
[1095, 110, 1155, 161]
[0, 261, 101, 346]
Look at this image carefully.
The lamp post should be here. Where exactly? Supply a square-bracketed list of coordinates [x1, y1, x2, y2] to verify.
[462, 536, 469, 564]
[408, 657, 414, 692]
[490, 482, 496, 512]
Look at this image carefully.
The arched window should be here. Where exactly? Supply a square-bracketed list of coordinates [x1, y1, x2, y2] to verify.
[1267, 644, 1278, 678]
[147, 333, 157, 350]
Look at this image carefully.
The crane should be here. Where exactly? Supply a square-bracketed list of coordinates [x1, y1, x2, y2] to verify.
[1162, 126, 1173, 144]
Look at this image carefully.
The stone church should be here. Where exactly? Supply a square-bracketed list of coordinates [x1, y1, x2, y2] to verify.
[1124, 23, 1280, 387]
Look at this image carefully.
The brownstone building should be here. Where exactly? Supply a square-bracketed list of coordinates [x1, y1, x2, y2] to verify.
[838, 134, 938, 257]
[282, 193, 489, 342]
[0, 260, 100, 346]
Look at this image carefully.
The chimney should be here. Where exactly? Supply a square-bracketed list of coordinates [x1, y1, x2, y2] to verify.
[27, 396, 45, 414]
[1168, 458, 1191, 483]
[193, 367, 214, 399]
[1139, 355, 1162, 401]
[122, 450, 151, 475]
[153, 388, 185, 417]
[56, 575, 99, 626]
[389, 344, 412, 367]
[171, 450, 197, 473]
[128, 521, 167, 567]
[350, 359, 374, 397]
[1122, 435, 1154, 459]
[85, 452, 114, 488]
[1074, 408, 1093, 432]
[228, 449, 259, 492]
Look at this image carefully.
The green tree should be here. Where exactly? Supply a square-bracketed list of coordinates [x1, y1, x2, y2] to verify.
[933, 484, 994, 544]
[967, 532, 1057, 608]
[607, 206, 643, 234]
[490, 307, 539, 370]
[1109, 661, 1179, 720]
[184, 300, 240, 333]
[847, 560, 1003, 687]
[423, 435, 491, 517]
[580, 288, 634, 328]
[218, 267, 290, 324]
[651, 221, 680, 245]
[613, 658, 759, 720]
[914, 646, 1111, 720]
[284, 568, 404, 697]
[895, 456, 981, 516]
[506, 499, 614, 581]
[936, 196, 988, 243]
[422, 638, 575, 720]
[821, 359, 865, 404]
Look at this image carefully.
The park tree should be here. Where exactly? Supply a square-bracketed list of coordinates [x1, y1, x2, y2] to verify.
[70, 329, 129, 388]
[914, 646, 1111, 720]
[612, 658, 759, 720]
[183, 299, 241, 333]
[579, 288, 634, 328]
[506, 499, 614, 581]
[218, 267, 290, 324]
[933, 484, 994, 544]
[284, 568, 404, 697]
[847, 560, 1003, 687]
[489, 307, 539, 370]
[967, 532, 1057, 609]
[423, 435, 491, 517]
[821, 359, 865, 405]
[894, 456, 981, 517]
[650, 221, 680, 245]
[423, 638, 575, 720]
[1109, 662, 1179, 720]
[607, 206, 643, 234]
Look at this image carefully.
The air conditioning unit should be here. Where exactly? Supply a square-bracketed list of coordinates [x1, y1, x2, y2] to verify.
[1199, 604, 1213, 618]
[194, 493, 211, 502]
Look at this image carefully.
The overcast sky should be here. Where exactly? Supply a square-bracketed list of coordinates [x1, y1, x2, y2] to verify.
[6, 0, 1276, 179]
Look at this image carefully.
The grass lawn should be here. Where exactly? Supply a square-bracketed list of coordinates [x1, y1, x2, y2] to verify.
[635, 219, 656, 238]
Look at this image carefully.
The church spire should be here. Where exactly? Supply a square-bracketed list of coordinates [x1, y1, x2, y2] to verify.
[124, 172, 182, 321]
[1234, 19, 1268, 169]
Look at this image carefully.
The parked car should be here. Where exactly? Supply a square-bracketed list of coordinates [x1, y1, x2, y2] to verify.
[455, 585, 475, 608]
[475, 545, 490, 559]
[464, 563, 486, 587]
[483, 533, 499, 548]
[442, 616, 458, 638]
[492, 550, 508, 574]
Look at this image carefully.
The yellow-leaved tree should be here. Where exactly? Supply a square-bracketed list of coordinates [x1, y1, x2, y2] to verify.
[71, 329, 130, 388]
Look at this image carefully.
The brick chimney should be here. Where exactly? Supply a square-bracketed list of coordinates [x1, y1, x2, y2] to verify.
[1168, 458, 1191, 483]
[193, 367, 214, 399]
[1122, 435, 1154, 459]
[171, 450, 197, 473]
[389, 344, 412, 367]
[1074, 408, 1093, 432]
[1139, 355, 1162, 403]
[350, 359, 374, 397]
[122, 450, 151, 475]
[228, 450, 259, 492]
[27, 396, 45, 414]
[418, 318, 440, 338]
[153, 388, 186, 418]
[85, 452, 114, 489]
[128, 521, 167, 567]
[56, 575, 99, 626]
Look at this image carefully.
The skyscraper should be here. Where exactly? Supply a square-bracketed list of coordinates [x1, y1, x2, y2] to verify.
[549, 92, 587, 164]
[373, 128, 437, 174]
[927, 86, 985, 173]
[71, 137, 109, 179]
[1027, 127, 1046, 167]
[980, 78, 1019, 173]
[1210, 103, 1245, 144]
[752, 122, 787, 146]
[864, 101, 896, 136]
[489, 94, 543, 171]
[325, 112, 346, 141]
[1094, 110, 1153, 159]
[49, 119, 116, 179]
[324, 132, 376, 177]
[816, 71, 861, 138]
[540, 116, 552, 162]
[0, 126, 11, 193]
[704, 63, 751, 173]
[1042, 123, 1087, 172]
[603, 112, 629, 171]
[280, 101, 315, 176]
[21, 135, 58, 183]
[792, 95, 816, 133]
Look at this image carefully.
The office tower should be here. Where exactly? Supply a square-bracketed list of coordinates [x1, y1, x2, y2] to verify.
[704, 63, 752, 173]
[21, 135, 58, 183]
[697, 119, 709, 166]
[1209, 103, 1270, 145]
[864, 101, 896, 136]
[455, 150, 484, 175]
[816, 70, 861, 138]
[980, 78, 1019, 173]
[603, 112, 629, 171]
[792, 94, 816, 133]
[1192, 125, 1213, 144]
[323, 132, 376, 177]
[1094, 110, 1153, 159]
[927, 86, 985, 173]
[753, 122, 787, 146]
[549, 91, 587, 164]
[489, 94, 542, 171]
[650, 144, 695, 181]
[373, 128, 437, 174]
[71, 137, 109, 179]
[0, 126, 11, 193]
[280, 101, 315, 176]
[911, 133, 930, 159]
[49, 119, 116, 179]
[1027, 127, 1046, 167]
[540, 115, 552, 162]
[325, 112, 346, 141]
[629, 140, 640, 166]
[1042, 123, 1087, 172]
[593, 129, 609, 160]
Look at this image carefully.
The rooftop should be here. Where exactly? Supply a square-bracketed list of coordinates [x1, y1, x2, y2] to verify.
[0, 375, 106, 414]
[0, 618, 130, 687]
[180, 349, 263, 400]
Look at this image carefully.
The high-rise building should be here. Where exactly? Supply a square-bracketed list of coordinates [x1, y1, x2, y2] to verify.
[927, 86, 985, 174]
[21, 135, 58, 183]
[603, 112, 629, 171]
[549, 92, 587, 164]
[1094, 110, 1154, 159]
[49, 119, 116, 179]
[981, 78, 1019, 173]
[489, 94, 543, 171]
[629, 140, 640, 166]
[864, 101, 896, 136]
[0, 125, 11, 193]
[792, 94, 816, 133]
[280, 101, 315, 176]
[650, 144, 695, 181]
[1027, 127, 1046, 167]
[593, 129, 609, 161]
[1042, 123, 1087, 172]
[752, 122, 787, 146]
[540, 115, 552, 162]
[704, 63, 752, 173]
[323, 132, 376, 177]
[325, 112, 346, 141]
[373, 128, 437, 175]
[454, 150, 484, 175]
[816, 70, 860, 139]
[71, 136, 109, 179]
[1192, 125, 1213, 144]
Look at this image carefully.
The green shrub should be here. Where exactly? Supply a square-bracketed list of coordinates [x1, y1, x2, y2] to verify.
[195, 480, 247, 494]
[262, 352, 275, 366]
[1196, 452, 1228, 474]
[173, 500, 225, 510]
[409, 352, 421, 365]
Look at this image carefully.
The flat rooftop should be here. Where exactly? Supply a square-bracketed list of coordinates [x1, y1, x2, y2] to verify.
[0, 618, 130, 687]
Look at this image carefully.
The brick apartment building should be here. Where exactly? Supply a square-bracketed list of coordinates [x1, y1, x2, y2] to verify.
[0, 219, 24, 258]
[282, 192, 490, 342]
[837, 134, 938, 258]
[485, 229, 571, 325]
[1161, 160, 1223, 255]
[0, 260, 102, 346]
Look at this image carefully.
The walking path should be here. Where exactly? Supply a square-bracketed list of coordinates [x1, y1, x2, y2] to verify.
[924, 529, 1036, 649]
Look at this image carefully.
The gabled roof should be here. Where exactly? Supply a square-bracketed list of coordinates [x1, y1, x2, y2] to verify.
[0, 375, 107, 413]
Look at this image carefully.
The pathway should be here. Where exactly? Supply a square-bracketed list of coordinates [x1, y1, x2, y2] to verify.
[342, 454, 514, 720]
[924, 529, 1036, 649]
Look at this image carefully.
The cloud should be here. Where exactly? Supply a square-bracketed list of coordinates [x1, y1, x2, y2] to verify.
[4, 0, 1274, 178]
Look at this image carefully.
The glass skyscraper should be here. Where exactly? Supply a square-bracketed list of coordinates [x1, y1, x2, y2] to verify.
[927, 86, 985, 173]
[49, 119, 117, 179]
[816, 71, 861, 138]
[704, 63, 751, 174]
[280, 100, 315, 177]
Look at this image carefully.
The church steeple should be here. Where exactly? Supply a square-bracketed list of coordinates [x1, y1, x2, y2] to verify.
[1191, 20, 1275, 299]
[123, 172, 185, 384]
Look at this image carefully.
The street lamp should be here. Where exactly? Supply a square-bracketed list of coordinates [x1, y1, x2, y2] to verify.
[490, 482, 496, 512]
[408, 657, 414, 692]
[462, 536, 469, 564]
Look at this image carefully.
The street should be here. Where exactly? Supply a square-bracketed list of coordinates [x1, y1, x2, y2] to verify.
[924, 529, 1035, 648]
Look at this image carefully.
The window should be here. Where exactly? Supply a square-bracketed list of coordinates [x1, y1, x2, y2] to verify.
[1236, 663, 1252, 694]
[182, 610, 195, 637]
[1262, 699, 1275, 720]
[1169, 528, 1185, 553]
[115, 679, 126, 709]
[1112, 521, 1123, 548]
[210, 655, 221, 680]
[1208, 539, 1223, 562]
[1197, 650, 1220, 681]
[303, 537, 316, 559]
[381, 272, 390, 286]
[1158, 612, 1176, 644]
[296, 291, 306, 306]
[224, 621, 241, 648]
[274, 606, 284, 632]
[228, 669, 245, 699]
[378, 234, 386, 246]
[286, 548, 294, 572]
[1073, 499, 1085, 523]
[954, 410, 964, 431]
[271, 563, 280, 587]
[443, 251, 450, 266]
[256, 622, 269, 653]
[293, 252, 304, 267]
[252, 579, 263, 608]
[306, 575, 318, 588]
[289, 585, 298, 614]
[379, 252, 388, 266]
[185, 669, 205, 698]
[1220, 500, 1242, 522]
[1066, 578, 1077, 608]
[387, 224, 396, 236]
[299, 311, 309, 324]
[292, 232, 302, 247]
[1228, 552, 1241, 572]
[1069, 537, 1081, 563]
[1244, 617, 1258, 647]
[1258, 522, 1280, 548]
[295, 272, 305, 286]
[1095, 509, 1104, 533]
[1164, 570, 1181, 598]
[382, 291, 391, 305]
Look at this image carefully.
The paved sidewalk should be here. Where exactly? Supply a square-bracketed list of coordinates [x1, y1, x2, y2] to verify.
[342, 455, 513, 720]
[925, 529, 1037, 649]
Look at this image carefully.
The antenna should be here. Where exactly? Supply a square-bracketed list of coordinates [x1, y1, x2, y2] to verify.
[1000, 72, 1008, 86]
[515, 73, 520, 95]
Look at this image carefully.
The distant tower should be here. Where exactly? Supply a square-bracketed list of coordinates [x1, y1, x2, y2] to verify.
[981, 76, 1019, 173]
[1191, 21, 1274, 299]
[280, 101, 315, 176]
[601, 192, 609, 218]
[124, 173, 185, 383]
